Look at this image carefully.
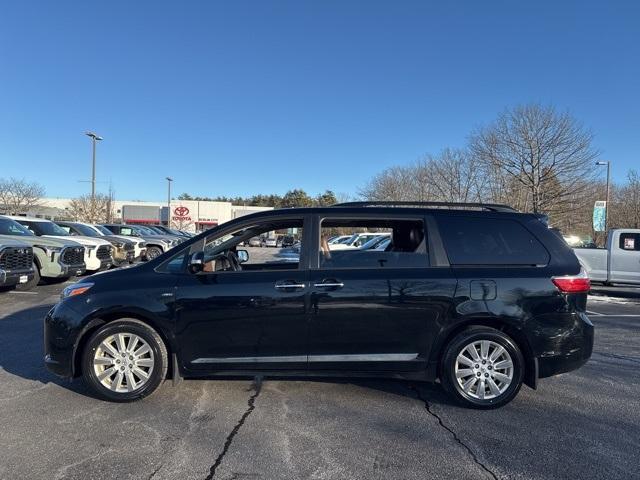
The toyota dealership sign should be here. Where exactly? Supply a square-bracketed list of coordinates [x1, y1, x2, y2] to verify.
[172, 206, 191, 221]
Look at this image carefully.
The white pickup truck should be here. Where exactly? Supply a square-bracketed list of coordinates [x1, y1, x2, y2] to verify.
[573, 229, 640, 285]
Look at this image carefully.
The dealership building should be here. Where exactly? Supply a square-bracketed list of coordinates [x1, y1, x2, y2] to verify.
[31, 198, 273, 233]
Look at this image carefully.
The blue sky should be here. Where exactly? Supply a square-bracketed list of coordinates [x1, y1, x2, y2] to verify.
[1, 1, 638, 201]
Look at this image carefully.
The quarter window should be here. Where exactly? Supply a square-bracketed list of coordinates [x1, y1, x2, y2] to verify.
[437, 216, 549, 266]
[319, 218, 428, 269]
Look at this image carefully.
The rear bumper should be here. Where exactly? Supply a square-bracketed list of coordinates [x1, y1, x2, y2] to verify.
[532, 312, 594, 378]
[0, 269, 34, 286]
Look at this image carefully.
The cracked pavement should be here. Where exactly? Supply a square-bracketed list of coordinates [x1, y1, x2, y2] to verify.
[0, 283, 639, 479]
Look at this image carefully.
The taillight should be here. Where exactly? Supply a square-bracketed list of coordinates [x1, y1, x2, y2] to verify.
[552, 269, 591, 293]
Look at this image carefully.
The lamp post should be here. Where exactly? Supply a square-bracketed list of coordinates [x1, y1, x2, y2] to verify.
[596, 161, 611, 232]
[166, 177, 173, 227]
[85, 132, 103, 200]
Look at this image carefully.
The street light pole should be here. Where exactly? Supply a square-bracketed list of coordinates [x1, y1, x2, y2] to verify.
[596, 161, 611, 232]
[85, 132, 103, 200]
[166, 177, 173, 227]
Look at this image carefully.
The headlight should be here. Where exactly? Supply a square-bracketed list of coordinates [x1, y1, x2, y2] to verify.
[61, 282, 94, 299]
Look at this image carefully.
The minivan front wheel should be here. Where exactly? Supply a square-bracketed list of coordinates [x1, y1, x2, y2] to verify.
[82, 319, 168, 402]
[441, 327, 524, 409]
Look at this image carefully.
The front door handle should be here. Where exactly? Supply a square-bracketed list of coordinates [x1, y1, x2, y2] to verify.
[275, 281, 306, 290]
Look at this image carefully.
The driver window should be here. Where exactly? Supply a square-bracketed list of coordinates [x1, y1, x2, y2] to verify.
[201, 219, 303, 272]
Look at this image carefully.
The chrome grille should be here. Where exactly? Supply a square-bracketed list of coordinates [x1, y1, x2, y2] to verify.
[0, 247, 34, 271]
[61, 246, 85, 265]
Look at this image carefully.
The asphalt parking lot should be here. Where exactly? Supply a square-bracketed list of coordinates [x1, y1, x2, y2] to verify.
[0, 280, 639, 480]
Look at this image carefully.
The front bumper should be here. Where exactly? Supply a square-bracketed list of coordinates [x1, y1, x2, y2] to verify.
[57, 263, 86, 278]
[531, 312, 594, 378]
[43, 300, 95, 378]
[44, 304, 76, 378]
[86, 256, 112, 272]
[0, 268, 34, 286]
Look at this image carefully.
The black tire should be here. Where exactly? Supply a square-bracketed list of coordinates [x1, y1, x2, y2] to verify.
[145, 246, 163, 260]
[81, 319, 168, 402]
[15, 262, 40, 291]
[440, 326, 524, 409]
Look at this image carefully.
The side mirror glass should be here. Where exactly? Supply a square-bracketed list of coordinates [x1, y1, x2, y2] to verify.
[189, 251, 205, 273]
[237, 249, 249, 263]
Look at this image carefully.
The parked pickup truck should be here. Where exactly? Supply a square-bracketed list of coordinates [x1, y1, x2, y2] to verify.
[0, 238, 35, 290]
[573, 229, 640, 285]
[0, 215, 86, 289]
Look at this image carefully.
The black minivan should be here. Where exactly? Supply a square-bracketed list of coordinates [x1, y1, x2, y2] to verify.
[44, 202, 593, 408]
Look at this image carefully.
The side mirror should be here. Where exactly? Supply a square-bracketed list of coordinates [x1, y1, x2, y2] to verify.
[237, 249, 249, 263]
[188, 251, 205, 273]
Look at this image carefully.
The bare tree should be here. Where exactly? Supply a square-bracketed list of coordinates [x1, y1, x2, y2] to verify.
[469, 104, 599, 216]
[0, 177, 45, 214]
[613, 170, 640, 229]
[171, 216, 194, 231]
[428, 148, 484, 203]
[359, 148, 484, 203]
[105, 184, 116, 223]
[358, 165, 417, 201]
[68, 194, 112, 223]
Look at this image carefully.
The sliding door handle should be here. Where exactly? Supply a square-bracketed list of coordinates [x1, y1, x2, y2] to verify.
[313, 282, 344, 289]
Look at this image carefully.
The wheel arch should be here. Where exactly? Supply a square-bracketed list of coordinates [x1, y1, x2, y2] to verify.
[31, 249, 46, 271]
[72, 312, 173, 378]
[432, 317, 538, 389]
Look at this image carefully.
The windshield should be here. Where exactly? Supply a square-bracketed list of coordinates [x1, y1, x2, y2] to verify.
[19, 220, 70, 236]
[0, 218, 34, 236]
[93, 225, 112, 235]
[70, 223, 99, 237]
[135, 226, 156, 235]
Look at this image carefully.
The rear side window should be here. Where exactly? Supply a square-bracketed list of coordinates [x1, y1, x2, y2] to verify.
[619, 233, 640, 251]
[437, 216, 549, 266]
[319, 218, 428, 269]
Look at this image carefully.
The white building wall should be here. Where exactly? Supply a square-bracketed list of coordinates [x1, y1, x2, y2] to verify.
[38, 197, 273, 232]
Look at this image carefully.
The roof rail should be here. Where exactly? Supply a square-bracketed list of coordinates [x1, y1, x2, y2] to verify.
[331, 201, 518, 213]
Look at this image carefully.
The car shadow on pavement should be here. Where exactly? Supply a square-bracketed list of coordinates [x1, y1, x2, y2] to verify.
[344, 378, 457, 407]
[0, 303, 93, 397]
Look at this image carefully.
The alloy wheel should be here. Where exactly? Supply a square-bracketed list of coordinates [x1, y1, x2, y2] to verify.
[93, 333, 155, 393]
[454, 340, 514, 400]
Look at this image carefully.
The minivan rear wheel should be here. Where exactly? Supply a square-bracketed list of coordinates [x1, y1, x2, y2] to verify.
[82, 319, 168, 402]
[441, 326, 524, 409]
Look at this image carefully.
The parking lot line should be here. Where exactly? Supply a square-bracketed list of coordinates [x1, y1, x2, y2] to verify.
[8, 291, 39, 295]
[587, 310, 603, 316]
